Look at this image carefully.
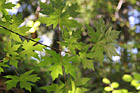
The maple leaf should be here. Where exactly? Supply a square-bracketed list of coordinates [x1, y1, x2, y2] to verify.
[5, 70, 40, 92]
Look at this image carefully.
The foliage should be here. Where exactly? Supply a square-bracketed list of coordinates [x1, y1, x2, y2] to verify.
[5, 70, 40, 92]
[1, 0, 139, 92]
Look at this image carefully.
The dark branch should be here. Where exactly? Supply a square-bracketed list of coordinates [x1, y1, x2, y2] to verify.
[0, 25, 64, 52]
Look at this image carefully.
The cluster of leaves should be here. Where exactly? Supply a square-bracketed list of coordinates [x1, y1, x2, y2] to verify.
[0, 0, 120, 92]
[5, 70, 40, 92]
[102, 73, 140, 93]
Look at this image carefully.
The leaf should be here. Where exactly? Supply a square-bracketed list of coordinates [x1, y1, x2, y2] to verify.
[82, 59, 94, 71]
[75, 88, 81, 93]
[7, 44, 20, 55]
[79, 52, 95, 70]
[21, 40, 45, 58]
[94, 18, 107, 34]
[10, 57, 18, 68]
[104, 27, 120, 43]
[10, 33, 22, 42]
[68, 80, 75, 93]
[4, 75, 20, 90]
[3, 2, 16, 9]
[131, 79, 140, 88]
[48, 64, 63, 81]
[39, 0, 54, 15]
[102, 78, 110, 84]
[4, 70, 40, 91]
[0, 28, 10, 35]
[104, 44, 119, 59]
[68, 80, 83, 93]
[122, 74, 132, 82]
[20, 80, 33, 92]
[104, 87, 112, 91]
[63, 3, 80, 17]
[0, 0, 12, 21]
[37, 56, 53, 67]
[87, 19, 120, 65]
[133, 73, 140, 80]
[50, 0, 65, 9]
[38, 15, 59, 29]
[75, 77, 90, 86]
[4, 14, 30, 42]
[1, 9, 11, 21]
[0, 62, 9, 73]
[86, 25, 99, 42]
[41, 83, 65, 92]
[62, 28, 70, 39]
[63, 55, 76, 79]
[72, 29, 81, 39]
[40, 84, 58, 91]
[4, 41, 20, 59]
[111, 82, 119, 88]
[60, 16, 82, 30]
[38, 1, 81, 29]
[92, 46, 104, 66]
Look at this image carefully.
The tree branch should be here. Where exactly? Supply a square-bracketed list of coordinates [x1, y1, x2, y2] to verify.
[0, 25, 70, 53]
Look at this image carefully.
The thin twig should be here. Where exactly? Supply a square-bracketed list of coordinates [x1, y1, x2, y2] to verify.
[13, 67, 19, 76]
[115, 0, 125, 19]
[58, 25, 66, 83]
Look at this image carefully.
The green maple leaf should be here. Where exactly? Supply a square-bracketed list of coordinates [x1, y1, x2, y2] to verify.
[86, 25, 99, 42]
[0, 13, 30, 42]
[79, 52, 95, 71]
[5, 70, 40, 92]
[41, 84, 58, 91]
[63, 55, 76, 79]
[89, 45, 104, 66]
[75, 77, 90, 86]
[0, 0, 15, 21]
[68, 80, 76, 93]
[6, 43, 20, 56]
[38, 14, 59, 29]
[10, 14, 30, 35]
[41, 83, 65, 92]
[104, 44, 119, 59]
[9, 14, 30, 42]
[37, 56, 53, 67]
[39, 0, 54, 15]
[63, 3, 80, 17]
[9, 56, 19, 68]
[94, 18, 108, 34]
[3, 41, 21, 68]
[0, 0, 15, 10]
[5, 75, 20, 90]
[68, 80, 83, 93]
[0, 62, 9, 74]
[38, 0, 81, 29]
[1, 13, 30, 42]
[21, 40, 45, 58]
[49, 64, 63, 81]
[46, 49, 61, 63]
[87, 19, 120, 65]
[59, 15, 81, 30]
